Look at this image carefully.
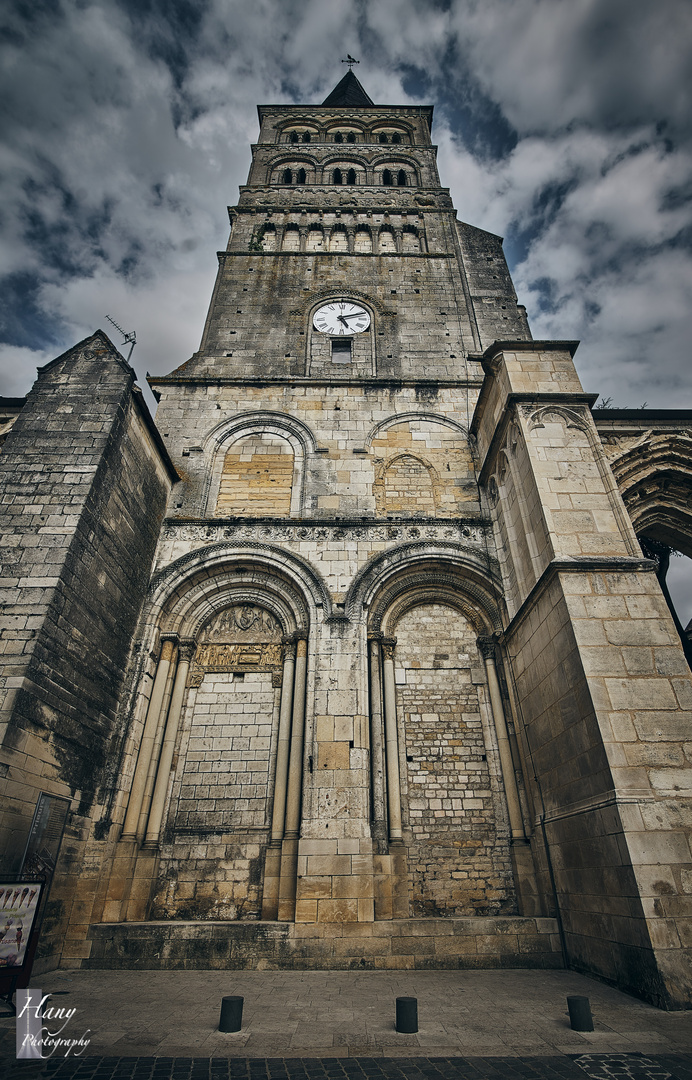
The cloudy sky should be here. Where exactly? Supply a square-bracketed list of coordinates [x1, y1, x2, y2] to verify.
[1, 0, 692, 610]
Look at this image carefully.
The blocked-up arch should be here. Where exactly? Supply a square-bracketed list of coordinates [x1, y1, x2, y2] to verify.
[374, 452, 439, 515]
[368, 413, 475, 517]
[355, 549, 517, 917]
[203, 412, 317, 518]
[122, 546, 325, 919]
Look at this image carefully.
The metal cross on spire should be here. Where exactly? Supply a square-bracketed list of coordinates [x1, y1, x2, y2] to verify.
[342, 55, 359, 69]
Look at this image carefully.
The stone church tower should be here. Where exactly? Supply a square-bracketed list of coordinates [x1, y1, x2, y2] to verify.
[2, 72, 692, 1009]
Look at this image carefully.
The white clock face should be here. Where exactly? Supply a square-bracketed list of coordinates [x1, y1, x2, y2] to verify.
[313, 301, 371, 335]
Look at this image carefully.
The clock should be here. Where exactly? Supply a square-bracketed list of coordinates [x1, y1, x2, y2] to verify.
[313, 301, 371, 335]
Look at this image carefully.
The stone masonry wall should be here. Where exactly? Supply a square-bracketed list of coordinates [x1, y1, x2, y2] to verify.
[0, 332, 175, 967]
[395, 603, 516, 917]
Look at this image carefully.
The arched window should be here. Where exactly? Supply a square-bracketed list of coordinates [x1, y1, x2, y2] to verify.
[347, 168, 357, 185]
[297, 168, 306, 184]
[347, 132, 356, 143]
[282, 168, 293, 185]
[335, 132, 343, 143]
[392, 132, 402, 144]
[329, 227, 348, 252]
[282, 225, 300, 251]
[382, 169, 393, 186]
[302, 132, 311, 143]
[355, 226, 372, 253]
[402, 226, 420, 252]
[378, 227, 396, 253]
[333, 168, 343, 185]
[306, 227, 324, 252]
[397, 169, 407, 187]
[289, 131, 299, 144]
[379, 132, 388, 144]
[261, 224, 277, 251]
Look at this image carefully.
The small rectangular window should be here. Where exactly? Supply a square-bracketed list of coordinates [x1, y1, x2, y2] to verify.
[331, 337, 352, 363]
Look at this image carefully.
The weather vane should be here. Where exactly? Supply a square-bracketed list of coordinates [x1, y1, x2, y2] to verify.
[105, 314, 137, 362]
[342, 55, 359, 70]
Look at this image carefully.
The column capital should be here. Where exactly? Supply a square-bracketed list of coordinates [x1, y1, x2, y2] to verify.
[158, 634, 178, 662]
[476, 635, 496, 661]
[382, 637, 397, 661]
[177, 639, 197, 664]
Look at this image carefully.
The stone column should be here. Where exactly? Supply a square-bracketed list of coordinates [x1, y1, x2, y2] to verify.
[143, 639, 195, 849]
[368, 634, 387, 842]
[136, 656, 176, 843]
[262, 636, 297, 920]
[121, 635, 177, 842]
[381, 637, 403, 842]
[278, 633, 308, 920]
[477, 635, 525, 840]
[347, 227, 356, 253]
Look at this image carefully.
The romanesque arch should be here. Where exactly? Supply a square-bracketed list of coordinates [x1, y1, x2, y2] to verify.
[203, 412, 317, 518]
[358, 553, 525, 918]
[368, 413, 476, 517]
[118, 546, 324, 923]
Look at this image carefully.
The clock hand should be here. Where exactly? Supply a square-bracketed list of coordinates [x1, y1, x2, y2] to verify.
[339, 311, 365, 320]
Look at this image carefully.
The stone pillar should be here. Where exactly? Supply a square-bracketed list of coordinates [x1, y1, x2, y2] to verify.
[262, 636, 297, 920]
[472, 339, 692, 1007]
[477, 635, 525, 840]
[121, 635, 177, 842]
[347, 227, 356, 254]
[143, 639, 195, 849]
[368, 634, 387, 842]
[136, 655, 176, 843]
[278, 633, 308, 920]
[381, 637, 403, 842]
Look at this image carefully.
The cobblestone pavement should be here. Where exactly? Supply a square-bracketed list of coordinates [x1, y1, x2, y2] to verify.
[3, 1054, 692, 1080]
[1, 969, 691, 1076]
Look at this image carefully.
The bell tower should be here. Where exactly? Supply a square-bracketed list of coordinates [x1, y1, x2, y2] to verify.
[144, 69, 534, 933]
[173, 68, 531, 390]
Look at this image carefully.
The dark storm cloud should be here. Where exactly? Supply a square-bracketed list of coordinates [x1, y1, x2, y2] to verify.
[0, 0, 691, 413]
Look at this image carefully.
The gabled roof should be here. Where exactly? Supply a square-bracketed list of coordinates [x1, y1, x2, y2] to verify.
[321, 71, 375, 108]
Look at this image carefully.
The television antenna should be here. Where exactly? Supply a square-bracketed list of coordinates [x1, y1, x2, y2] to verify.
[104, 315, 137, 362]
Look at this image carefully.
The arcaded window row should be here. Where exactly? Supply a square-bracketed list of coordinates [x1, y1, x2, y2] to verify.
[277, 166, 413, 187]
[284, 129, 409, 145]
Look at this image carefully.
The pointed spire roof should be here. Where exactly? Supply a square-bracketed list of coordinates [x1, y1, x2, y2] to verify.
[321, 70, 375, 108]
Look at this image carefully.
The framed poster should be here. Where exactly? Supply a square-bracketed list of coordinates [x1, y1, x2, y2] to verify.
[0, 882, 43, 970]
[20, 793, 70, 882]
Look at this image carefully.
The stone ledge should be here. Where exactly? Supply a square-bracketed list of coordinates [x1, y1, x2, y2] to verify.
[84, 916, 562, 971]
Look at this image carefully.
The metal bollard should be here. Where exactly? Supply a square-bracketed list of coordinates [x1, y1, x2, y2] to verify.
[396, 996, 418, 1033]
[219, 995, 244, 1033]
[567, 995, 593, 1032]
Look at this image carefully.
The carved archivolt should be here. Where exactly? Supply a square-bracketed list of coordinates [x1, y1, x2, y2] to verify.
[346, 542, 503, 631]
[148, 542, 331, 636]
